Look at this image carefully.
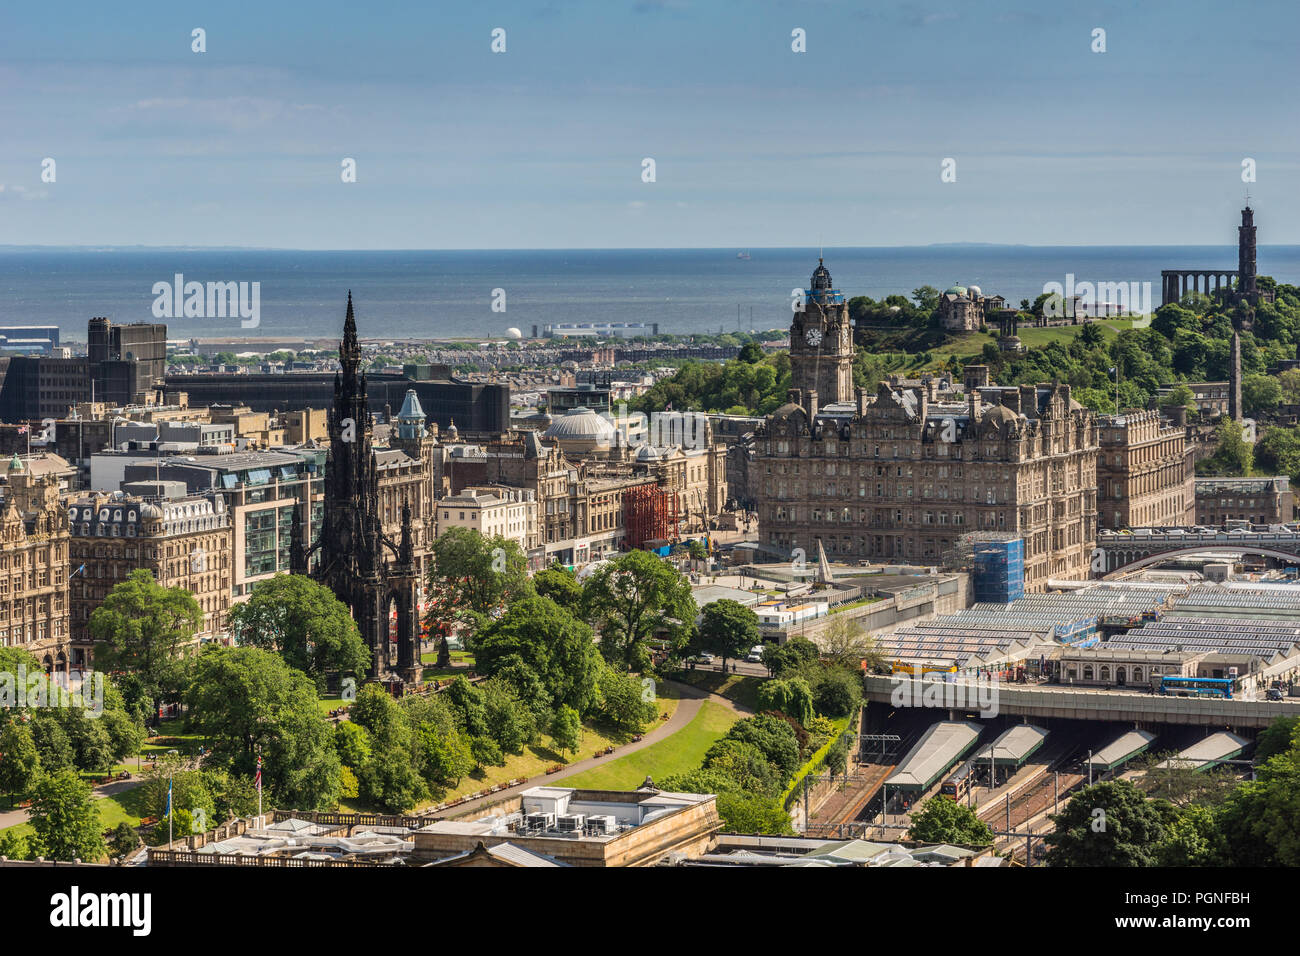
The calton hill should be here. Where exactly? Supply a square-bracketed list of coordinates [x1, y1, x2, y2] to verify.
[633, 280, 1300, 488]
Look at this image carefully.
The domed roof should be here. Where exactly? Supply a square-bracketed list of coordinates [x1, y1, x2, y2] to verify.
[8, 454, 23, 473]
[967, 284, 982, 297]
[636, 445, 662, 461]
[983, 405, 1020, 427]
[810, 258, 833, 292]
[944, 285, 968, 297]
[543, 406, 616, 444]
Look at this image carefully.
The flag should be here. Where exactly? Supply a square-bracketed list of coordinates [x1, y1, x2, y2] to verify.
[254, 755, 263, 792]
[166, 778, 172, 818]
[16, 426, 26, 435]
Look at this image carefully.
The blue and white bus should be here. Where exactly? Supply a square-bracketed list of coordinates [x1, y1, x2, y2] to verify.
[1159, 676, 1234, 699]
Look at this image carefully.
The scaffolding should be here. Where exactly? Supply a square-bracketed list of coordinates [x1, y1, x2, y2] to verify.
[623, 483, 679, 551]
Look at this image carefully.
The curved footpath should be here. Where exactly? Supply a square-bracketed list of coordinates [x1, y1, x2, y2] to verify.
[443, 678, 751, 818]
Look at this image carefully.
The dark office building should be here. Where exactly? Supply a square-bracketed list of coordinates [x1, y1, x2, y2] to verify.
[0, 318, 167, 423]
[164, 367, 510, 434]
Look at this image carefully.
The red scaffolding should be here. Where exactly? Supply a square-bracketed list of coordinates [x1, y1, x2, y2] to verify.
[623, 483, 679, 551]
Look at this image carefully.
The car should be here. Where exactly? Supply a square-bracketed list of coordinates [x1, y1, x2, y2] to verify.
[697, 653, 715, 664]
[746, 651, 764, 664]
[1267, 687, 1285, 701]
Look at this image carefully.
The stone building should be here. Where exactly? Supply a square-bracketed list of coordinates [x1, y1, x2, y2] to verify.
[442, 405, 727, 567]
[0, 456, 71, 671]
[789, 259, 854, 408]
[437, 485, 539, 554]
[755, 380, 1098, 590]
[67, 483, 232, 663]
[937, 285, 1007, 332]
[1096, 410, 1196, 529]
[1194, 477, 1294, 526]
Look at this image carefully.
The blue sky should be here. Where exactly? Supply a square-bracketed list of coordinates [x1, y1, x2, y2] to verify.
[1, 0, 1297, 249]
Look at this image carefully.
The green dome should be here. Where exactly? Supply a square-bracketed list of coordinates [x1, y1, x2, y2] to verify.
[944, 285, 968, 297]
[7, 454, 23, 473]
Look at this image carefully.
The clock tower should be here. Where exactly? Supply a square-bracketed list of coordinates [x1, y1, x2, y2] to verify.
[790, 257, 854, 406]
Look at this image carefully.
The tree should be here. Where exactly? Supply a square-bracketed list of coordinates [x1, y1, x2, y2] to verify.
[702, 738, 785, 796]
[184, 646, 341, 810]
[738, 341, 765, 364]
[594, 664, 656, 734]
[811, 668, 862, 718]
[1242, 372, 1283, 416]
[0, 720, 41, 805]
[476, 596, 601, 713]
[418, 724, 474, 788]
[582, 550, 697, 669]
[550, 705, 582, 756]
[907, 795, 994, 846]
[108, 821, 142, 859]
[1043, 781, 1173, 867]
[713, 792, 794, 835]
[1078, 322, 1105, 348]
[817, 616, 882, 671]
[911, 286, 940, 314]
[424, 528, 534, 648]
[1215, 749, 1300, 865]
[695, 599, 759, 672]
[533, 565, 583, 612]
[1155, 804, 1224, 866]
[1254, 715, 1300, 762]
[226, 574, 369, 688]
[762, 637, 818, 677]
[723, 715, 800, 781]
[333, 721, 372, 770]
[480, 678, 539, 754]
[1159, 383, 1196, 414]
[1198, 418, 1253, 476]
[88, 569, 202, 721]
[1280, 367, 1300, 404]
[27, 768, 106, 863]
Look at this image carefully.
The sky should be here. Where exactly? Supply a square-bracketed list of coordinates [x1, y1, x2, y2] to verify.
[1, 0, 1298, 249]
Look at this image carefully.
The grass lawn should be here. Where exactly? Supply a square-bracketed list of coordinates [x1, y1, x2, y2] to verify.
[916, 318, 1136, 371]
[561, 700, 739, 791]
[669, 671, 764, 711]
[0, 782, 151, 851]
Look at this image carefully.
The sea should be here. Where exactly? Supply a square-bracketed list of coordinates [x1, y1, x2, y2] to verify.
[1, 245, 1297, 343]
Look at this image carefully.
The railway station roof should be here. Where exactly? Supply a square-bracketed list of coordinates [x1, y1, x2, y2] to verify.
[1154, 731, 1250, 771]
[984, 724, 1049, 767]
[885, 721, 982, 792]
[1087, 729, 1156, 771]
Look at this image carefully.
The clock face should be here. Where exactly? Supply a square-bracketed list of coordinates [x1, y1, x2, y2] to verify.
[805, 327, 823, 346]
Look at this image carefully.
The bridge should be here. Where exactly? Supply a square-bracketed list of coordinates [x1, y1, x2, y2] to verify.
[1093, 527, 1300, 578]
[863, 675, 1297, 730]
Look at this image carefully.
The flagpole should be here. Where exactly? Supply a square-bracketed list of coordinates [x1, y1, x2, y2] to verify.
[167, 772, 173, 846]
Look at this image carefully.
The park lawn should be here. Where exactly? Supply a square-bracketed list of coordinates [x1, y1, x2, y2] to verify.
[670, 671, 763, 711]
[914, 318, 1136, 371]
[562, 701, 739, 791]
[0, 782, 151, 852]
